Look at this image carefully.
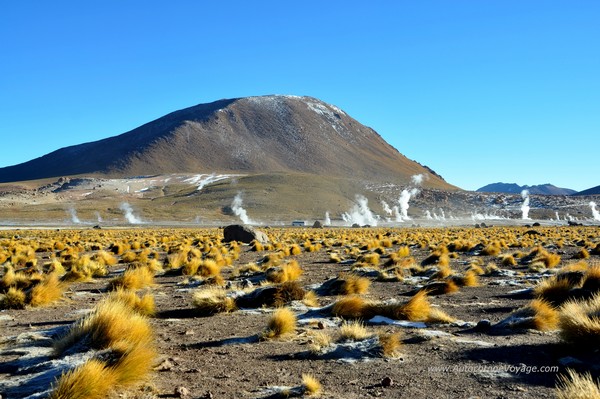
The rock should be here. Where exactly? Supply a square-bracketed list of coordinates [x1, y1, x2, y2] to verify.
[223, 224, 269, 244]
[352, 223, 360, 228]
[381, 377, 393, 387]
[532, 222, 541, 227]
[317, 321, 325, 330]
[154, 359, 174, 371]
[175, 386, 190, 398]
[475, 319, 492, 331]
[524, 230, 541, 236]
[312, 220, 322, 228]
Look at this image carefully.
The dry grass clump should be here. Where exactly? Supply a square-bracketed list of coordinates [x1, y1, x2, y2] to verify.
[0, 286, 27, 309]
[192, 286, 237, 315]
[573, 248, 590, 260]
[28, 273, 66, 307]
[328, 252, 343, 263]
[338, 320, 371, 341]
[452, 270, 479, 287]
[559, 293, 600, 348]
[377, 332, 402, 357]
[335, 274, 371, 295]
[556, 369, 600, 399]
[266, 260, 303, 283]
[534, 277, 575, 306]
[499, 299, 559, 331]
[49, 359, 116, 399]
[331, 291, 433, 322]
[532, 248, 562, 268]
[420, 280, 460, 295]
[108, 266, 154, 291]
[360, 253, 380, 266]
[106, 289, 156, 316]
[262, 307, 297, 339]
[301, 374, 322, 396]
[54, 297, 154, 354]
[50, 296, 156, 399]
[500, 254, 517, 266]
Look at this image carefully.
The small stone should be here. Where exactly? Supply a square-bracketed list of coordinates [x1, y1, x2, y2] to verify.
[201, 392, 215, 399]
[175, 386, 190, 398]
[184, 329, 195, 335]
[317, 321, 325, 330]
[475, 319, 492, 331]
[154, 359, 174, 371]
[381, 377, 393, 387]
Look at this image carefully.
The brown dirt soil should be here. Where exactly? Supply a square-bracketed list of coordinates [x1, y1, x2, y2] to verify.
[1, 226, 599, 399]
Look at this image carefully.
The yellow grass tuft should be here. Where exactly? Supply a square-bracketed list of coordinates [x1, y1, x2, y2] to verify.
[54, 298, 153, 354]
[106, 289, 156, 316]
[361, 253, 380, 265]
[533, 277, 574, 306]
[266, 260, 303, 283]
[302, 290, 320, 307]
[453, 270, 479, 287]
[0, 286, 26, 309]
[573, 248, 590, 260]
[109, 267, 154, 291]
[556, 369, 600, 399]
[262, 307, 297, 339]
[49, 359, 116, 399]
[301, 373, 322, 396]
[338, 320, 371, 341]
[192, 287, 237, 315]
[384, 291, 431, 321]
[339, 274, 371, 295]
[559, 293, 600, 348]
[331, 296, 368, 319]
[378, 332, 402, 357]
[501, 254, 517, 266]
[426, 307, 456, 324]
[28, 273, 66, 307]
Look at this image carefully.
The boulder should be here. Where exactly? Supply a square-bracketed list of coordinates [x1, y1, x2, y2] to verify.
[312, 220, 323, 228]
[223, 224, 269, 244]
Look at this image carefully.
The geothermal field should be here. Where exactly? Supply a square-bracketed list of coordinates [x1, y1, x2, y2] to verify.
[1, 213, 600, 398]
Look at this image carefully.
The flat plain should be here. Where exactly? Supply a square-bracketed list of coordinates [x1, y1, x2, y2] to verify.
[1, 225, 599, 398]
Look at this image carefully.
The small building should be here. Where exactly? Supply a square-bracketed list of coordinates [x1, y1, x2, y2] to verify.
[291, 220, 305, 227]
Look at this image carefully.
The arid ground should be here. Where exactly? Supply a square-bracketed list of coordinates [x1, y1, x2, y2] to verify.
[1, 225, 599, 398]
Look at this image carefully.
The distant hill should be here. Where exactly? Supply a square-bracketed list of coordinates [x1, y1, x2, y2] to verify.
[477, 182, 576, 196]
[0, 95, 454, 190]
[573, 185, 600, 196]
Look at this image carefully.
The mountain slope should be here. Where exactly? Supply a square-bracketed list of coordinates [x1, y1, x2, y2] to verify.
[0, 95, 454, 189]
[573, 185, 600, 196]
[477, 182, 576, 196]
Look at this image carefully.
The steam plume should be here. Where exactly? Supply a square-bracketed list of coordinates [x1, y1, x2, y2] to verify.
[411, 174, 428, 185]
[591, 202, 600, 221]
[399, 188, 419, 220]
[67, 207, 81, 224]
[95, 212, 103, 223]
[380, 200, 393, 216]
[120, 202, 142, 224]
[324, 211, 331, 226]
[521, 190, 530, 220]
[342, 195, 378, 226]
[232, 193, 255, 224]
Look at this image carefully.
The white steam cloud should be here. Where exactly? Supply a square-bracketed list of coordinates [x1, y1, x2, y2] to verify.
[120, 202, 143, 224]
[398, 188, 419, 220]
[95, 212, 103, 223]
[521, 190, 530, 220]
[324, 211, 331, 226]
[67, 207, 81, 224]
[342, 195, 378, 226]
[411, 174, 428, 185]
[232, 193, 255, 225]
[381, 200, 393, 216]
[591, 202, 600, 221]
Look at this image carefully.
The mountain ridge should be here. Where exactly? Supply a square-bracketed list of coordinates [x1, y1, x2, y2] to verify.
[0, 95, 454, 190]
[477, 182, 576, 196]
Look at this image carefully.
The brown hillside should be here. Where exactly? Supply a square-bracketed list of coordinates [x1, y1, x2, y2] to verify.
[0, 95, 453, 189]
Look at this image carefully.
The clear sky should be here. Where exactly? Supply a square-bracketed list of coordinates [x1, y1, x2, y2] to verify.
[1, 1, 598, 191]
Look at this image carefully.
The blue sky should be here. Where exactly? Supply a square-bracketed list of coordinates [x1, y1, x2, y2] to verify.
[1, 1, 598, 191]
